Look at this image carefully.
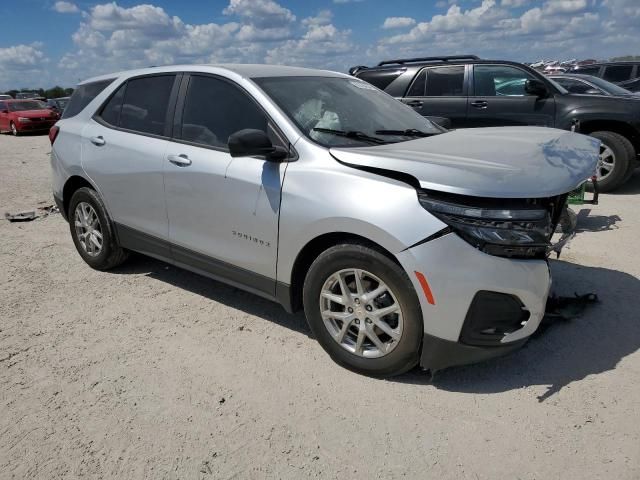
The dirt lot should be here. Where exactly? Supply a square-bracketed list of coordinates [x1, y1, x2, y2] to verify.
[1, 133, 639, 479]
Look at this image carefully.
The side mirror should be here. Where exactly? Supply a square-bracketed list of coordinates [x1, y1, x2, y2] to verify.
[525, 79, 548, 97]
[228, 129, 288, 162]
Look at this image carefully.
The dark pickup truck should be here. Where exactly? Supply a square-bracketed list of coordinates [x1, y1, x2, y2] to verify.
[351, 55, 640, 191]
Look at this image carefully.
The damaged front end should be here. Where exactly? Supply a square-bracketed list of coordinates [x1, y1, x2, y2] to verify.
[417, 184, 593, 260]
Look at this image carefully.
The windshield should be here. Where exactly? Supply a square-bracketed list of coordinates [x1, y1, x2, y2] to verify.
[253, 76, 442, 147]
[8, 101, 46, 112]
[583, 76, 633, 96]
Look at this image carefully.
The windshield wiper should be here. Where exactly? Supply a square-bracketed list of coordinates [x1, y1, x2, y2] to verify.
[312, 128, 388, 145]
[374, 128, 436, 138]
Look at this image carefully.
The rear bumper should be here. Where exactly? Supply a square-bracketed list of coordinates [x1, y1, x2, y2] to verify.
[420, 333, 527, 372]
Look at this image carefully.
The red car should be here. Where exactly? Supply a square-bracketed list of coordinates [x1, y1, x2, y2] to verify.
[0, 99, 58, 136]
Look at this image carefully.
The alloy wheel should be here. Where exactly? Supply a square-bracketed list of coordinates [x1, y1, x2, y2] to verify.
[74, 202, 103, 257]
[596, 143, 616, 181]
[319, 268, 403, 358]
[10, 123, 17, 136]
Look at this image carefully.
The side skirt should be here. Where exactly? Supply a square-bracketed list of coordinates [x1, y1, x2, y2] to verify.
[115, 223, 292, 307]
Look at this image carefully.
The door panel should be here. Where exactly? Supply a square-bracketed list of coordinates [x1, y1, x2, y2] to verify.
[81, 122, 170, 240]
[467, 65, 555, 127]
[164, 73, 285, 292]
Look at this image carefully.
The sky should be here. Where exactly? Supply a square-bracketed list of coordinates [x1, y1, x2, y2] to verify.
[0, 0, 639, 90]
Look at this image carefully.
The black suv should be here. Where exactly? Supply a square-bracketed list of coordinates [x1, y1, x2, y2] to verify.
[351, 55, 640, 191]
[573, 62, 640, 93]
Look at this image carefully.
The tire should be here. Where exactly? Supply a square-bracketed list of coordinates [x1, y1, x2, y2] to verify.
[10, 122, 19, 136]
[303, 243, 423, 377]
[589, 131, 635, 192]
[68, 187, 129, 270]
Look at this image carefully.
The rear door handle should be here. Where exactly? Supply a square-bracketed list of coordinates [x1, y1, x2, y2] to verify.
[90, 136, 105, 146]
[406, 100, 424, 108]
[471, 100, 488, 109]
[167, 154, 192, 167]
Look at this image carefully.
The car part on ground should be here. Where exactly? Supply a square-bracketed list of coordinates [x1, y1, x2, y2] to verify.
[351, 55, 640, 192]
[51, 64, 599, 376]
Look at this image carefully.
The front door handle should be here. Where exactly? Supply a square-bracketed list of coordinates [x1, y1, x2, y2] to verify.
[471, 100, 488, 109]
[168, 154, 192, 167]
[406, 100, 424, 108]
[90, 136, 106, 146]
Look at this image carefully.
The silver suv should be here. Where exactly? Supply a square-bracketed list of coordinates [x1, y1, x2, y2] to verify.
[50, 65, 598, 377]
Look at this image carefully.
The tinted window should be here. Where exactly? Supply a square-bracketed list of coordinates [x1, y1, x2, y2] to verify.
[119, 75, 175, 136]
[406, 69, 426, 97]
[180, 75, 267, 149]
[99, 83, 126, 126]
[475, 65, 535, 96]
[357, 69, 404, 91]
[0, 102, 6, 110]
[425, 66, 465, 96]
[603, 65, 633, 82]
[62, 79, 114, 119]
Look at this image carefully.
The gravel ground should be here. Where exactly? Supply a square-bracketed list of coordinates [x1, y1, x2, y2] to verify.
[1, 133, 639, 479]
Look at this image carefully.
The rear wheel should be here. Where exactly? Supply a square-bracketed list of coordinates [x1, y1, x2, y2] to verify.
[68, 187, 129, 270]
[589, 131, 635, 192]
[303, 243, 423, 377]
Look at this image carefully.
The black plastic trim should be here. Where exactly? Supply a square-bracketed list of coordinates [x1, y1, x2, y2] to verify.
[404, 227, 453, 251]
[114, 222, 279, 302]
[420, 333, 527, 373]
[53, 194, 66, 221]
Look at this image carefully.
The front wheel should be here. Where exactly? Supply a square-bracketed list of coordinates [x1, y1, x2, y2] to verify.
[589, 131, 635, 192]
[10, 122, 19, 136]
[303, 243, 423, 377]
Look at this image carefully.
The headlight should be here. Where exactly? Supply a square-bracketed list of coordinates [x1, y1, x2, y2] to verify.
[418, 193, 554, 258]
[18, 117, 31, 123]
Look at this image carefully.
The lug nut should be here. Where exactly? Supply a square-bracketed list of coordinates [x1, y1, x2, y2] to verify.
[347, 307, 353, 313]
[365, 305, 372, 312]
[365, 318, 372, 324]
[354, 298, 361, 305]
[355, 319, 360, 324]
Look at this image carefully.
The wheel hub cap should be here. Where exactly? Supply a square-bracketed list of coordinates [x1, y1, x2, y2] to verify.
[596, 144, 616, 181]
[319, 268, 404, 359]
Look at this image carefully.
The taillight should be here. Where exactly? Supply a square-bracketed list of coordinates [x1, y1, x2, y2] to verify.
[49, 126, 59, 145]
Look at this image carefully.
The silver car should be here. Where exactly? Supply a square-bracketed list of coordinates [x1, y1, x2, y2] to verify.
[50, 65, 599, 377]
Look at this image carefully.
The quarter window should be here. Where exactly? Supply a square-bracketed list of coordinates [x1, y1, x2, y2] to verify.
[62, 79, 114, 119]
[180, 75, 268, 149]
[406, 70, 426, 97]
[474, 65, 536, 96]
[603, 65, 633, 83]
[118, 75, 175, 136]
[553, 78, 597, 94]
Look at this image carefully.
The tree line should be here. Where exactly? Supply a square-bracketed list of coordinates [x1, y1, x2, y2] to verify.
[2, 86, 74, 99]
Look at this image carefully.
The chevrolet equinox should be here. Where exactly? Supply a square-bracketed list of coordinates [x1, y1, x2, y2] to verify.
[50, 65, 599, 376]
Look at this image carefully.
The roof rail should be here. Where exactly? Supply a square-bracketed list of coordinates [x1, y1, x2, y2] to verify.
[377, 55, 480, 67]
[348, 65, 369, 76]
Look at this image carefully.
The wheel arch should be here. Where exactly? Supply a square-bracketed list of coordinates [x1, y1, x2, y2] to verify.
[62, 175, 97, 218]
[283, 232, 401, 313]
[579, 120, 639, 155]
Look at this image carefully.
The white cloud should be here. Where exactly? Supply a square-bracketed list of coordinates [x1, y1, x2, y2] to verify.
[501, 0, 529, 7]
[223, 0, 295, 28]
[302, 10, 333, 27]
[0, 44, 49, 90]
[53, 1, 79, 14]
[382, 17, 416, 29]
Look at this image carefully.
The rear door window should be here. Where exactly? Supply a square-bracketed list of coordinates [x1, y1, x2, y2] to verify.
[62, 79, 114, 119]
[603, 65, 634, 82]
[119, 75, 175, 136]
[553, 78, 597, 94]
[179, 75, 268, 149]
[356, 69, 405, 91]
[406, 69, 426, 96]
[425, 66, 465, 96]
[98, 83, 126, 127]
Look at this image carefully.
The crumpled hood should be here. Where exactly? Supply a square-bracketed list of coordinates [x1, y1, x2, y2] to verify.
[330, 127, 600, 198]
